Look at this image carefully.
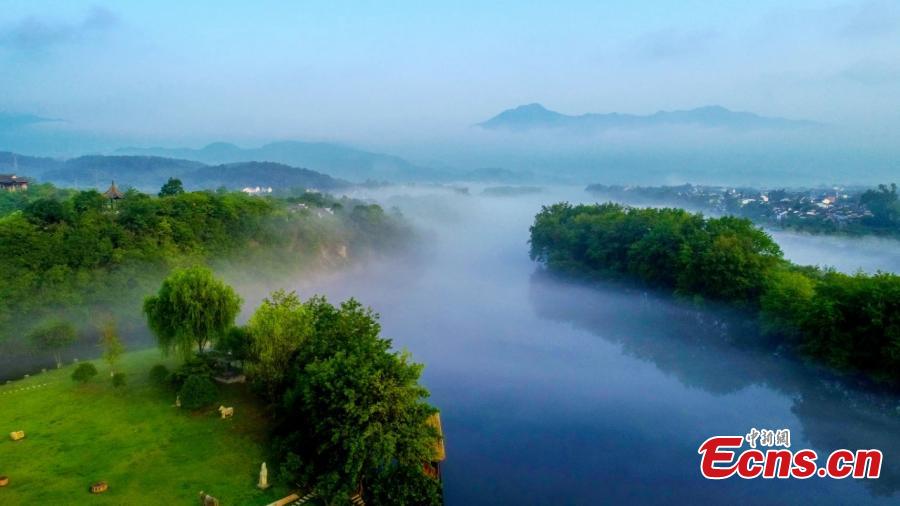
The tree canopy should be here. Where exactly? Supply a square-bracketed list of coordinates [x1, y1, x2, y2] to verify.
[244, 295, 442, 504]
[246, 290, 313, 398]
[158, 177, 185, 197]
[28, 320, 77, 368]
[143, 266, 242, 357]
[0, 184, 408, 343]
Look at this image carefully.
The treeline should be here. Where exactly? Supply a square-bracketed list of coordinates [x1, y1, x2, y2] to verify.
[530, 203, 900, 383]
[0, 180, 410, 340]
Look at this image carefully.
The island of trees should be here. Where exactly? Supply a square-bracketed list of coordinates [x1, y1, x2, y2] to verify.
[530, 202, 900, 384]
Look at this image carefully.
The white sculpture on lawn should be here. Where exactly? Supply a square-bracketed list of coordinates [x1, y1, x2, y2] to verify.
[258, 462, 269, 489]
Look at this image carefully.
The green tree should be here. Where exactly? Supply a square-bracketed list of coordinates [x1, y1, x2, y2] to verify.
[149, 364, 170, 386]
[112, 372, 127, 388]
[178, 374, 217, 409]
[71, 362, 98, 383]
[246, 290, 312, 397]
[217, 326, 253, 367]
[99, 318, 125, 374]
[158, 177, 185, 197]
[860, 183, 899, 229]
[759, 268, 816, 340]
[275, 297, 440, 502]
[143, 266, 242, 358]
[678, 216, 783, 305]
[24, 198, 67, 226]
[366, 463, 444, 505]
[28, 320, 77, 368]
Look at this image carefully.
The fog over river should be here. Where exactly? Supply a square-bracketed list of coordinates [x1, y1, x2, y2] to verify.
[262, 186, 900, 505]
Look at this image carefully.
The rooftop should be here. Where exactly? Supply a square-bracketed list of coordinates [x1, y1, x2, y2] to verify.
[104, 181, 124, 199]
[0, 174, 28, 184]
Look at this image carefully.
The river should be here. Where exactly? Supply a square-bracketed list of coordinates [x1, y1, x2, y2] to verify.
[276, 185, 900, 505]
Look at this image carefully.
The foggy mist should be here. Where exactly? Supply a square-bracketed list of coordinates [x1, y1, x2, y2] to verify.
[216, 186, 900, 504]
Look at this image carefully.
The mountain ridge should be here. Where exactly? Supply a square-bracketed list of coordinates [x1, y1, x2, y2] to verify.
[478, 103, 819, 132]
[2, 153, 349, 191]
[115, 140, 445, 182]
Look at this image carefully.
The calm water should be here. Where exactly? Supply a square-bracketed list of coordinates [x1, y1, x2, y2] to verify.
[277, 186, 900, 505]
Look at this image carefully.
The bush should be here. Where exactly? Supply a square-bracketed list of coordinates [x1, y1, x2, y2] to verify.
[111, 372, 126, 388]
[169, 355, 215, 390]
[71, 363, 98, 383]
[149, 364, 170, 386]
[178, 374, 217, 410]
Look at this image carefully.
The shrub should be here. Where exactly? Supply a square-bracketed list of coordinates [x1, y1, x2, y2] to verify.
[149, 364, 170, 386]
[111, 372, 126, 388]
[71, 363, 98, 383]
[178, 374, 217, 410]
[169, 355, 215, 390]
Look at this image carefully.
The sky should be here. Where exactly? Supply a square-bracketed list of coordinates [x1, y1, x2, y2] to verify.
[1, 0, 899, 151]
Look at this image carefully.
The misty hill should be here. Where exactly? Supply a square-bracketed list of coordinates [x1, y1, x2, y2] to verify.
[116, 141, 443, 182]
[187, 161, 347, 190]
[0, 151, 64, 176]
[478, 104, 818, 132]
[26, 155, 348, 191]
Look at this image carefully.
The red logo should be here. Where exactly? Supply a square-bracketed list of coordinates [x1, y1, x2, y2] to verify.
[698, 430, 882, 480]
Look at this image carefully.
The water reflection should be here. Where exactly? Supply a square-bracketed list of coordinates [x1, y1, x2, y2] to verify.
[528, 269, 900, 500]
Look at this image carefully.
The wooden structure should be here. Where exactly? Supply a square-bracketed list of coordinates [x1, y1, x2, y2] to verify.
[9, 431, 24, 441]
[104, 181, 124, 200]
[0, 174, 28, 192]
[423, 413, 446, 480]
[89, 481, 108, 494]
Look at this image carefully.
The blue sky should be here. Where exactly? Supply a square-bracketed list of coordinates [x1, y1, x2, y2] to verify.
[1, 1, 899, 150]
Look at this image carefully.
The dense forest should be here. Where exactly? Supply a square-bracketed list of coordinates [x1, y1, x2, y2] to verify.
[530, 202, 900, 383]
[0, 180, 410, 347]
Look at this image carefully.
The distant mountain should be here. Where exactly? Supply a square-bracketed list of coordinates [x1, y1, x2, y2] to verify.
[0, 151, 64, 176]
[48, 156, 206, 187]
[116, 141, 444, 182]
[22, 154, 347, 191]
[188, 161, 347, 191]
[478, 104, 818, 132]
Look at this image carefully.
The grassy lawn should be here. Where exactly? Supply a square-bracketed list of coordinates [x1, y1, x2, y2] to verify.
[0, 349, 289, 504]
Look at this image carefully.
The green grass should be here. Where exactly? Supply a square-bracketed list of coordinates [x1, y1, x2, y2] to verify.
[0, 349, 289, 504]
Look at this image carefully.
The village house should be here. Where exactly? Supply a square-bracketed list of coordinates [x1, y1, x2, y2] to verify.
[0, 174, 29, 191]
[241, 186, 273, 195]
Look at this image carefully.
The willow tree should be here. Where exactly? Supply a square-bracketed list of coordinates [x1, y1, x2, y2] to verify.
[143, 266, 241, 358]
[246, 290, 313, 398]
[28, 320, 77, 368]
